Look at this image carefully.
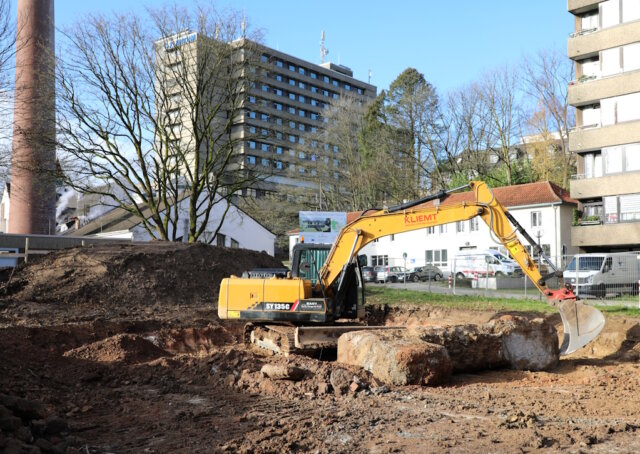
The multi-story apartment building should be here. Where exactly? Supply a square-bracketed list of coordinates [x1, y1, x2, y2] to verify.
[155, 32, 376, 200]
[242, 41, 376, 198]
[568, 0, 640, 252]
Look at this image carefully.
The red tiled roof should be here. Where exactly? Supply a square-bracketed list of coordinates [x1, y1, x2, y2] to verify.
[286, 182, 575, 235]
[418, 181, 577, 209]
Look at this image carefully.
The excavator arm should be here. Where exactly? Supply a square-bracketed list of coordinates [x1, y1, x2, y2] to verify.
[318, 181, 605, 355]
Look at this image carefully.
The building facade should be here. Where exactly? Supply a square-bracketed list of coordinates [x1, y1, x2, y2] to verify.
[155, 32, 377, 199]
[289, 182, 578, 272]
[568, 0, 640, 251]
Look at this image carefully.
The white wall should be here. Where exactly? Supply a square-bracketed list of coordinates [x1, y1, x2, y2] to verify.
[130, 196, 276, 255]
[289, 203, 577, 272]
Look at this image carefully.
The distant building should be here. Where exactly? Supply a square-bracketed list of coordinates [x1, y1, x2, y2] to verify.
[67, 194, 276, 256]
[154, 32, 376, 201]
[568, 0, 640, 251]
[288, 181, 578, 271]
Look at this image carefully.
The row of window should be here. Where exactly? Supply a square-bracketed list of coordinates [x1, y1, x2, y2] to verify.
[247, 118, 318, 135]
[580, 92, 640, 128]
[424, 213, 542, 234]
[426, 249, 448, 267]
[579, 0, 640, 32]
[582, 142, 640, 178]
[604, 193, 640, 223]
[247, 138, 339, 154]
[244, 155, 341, 177]
[580, 42, 640, 79]
[260, 54, 365, 94]
[247, 108, 327, 123]
[254, 81, 337, 106]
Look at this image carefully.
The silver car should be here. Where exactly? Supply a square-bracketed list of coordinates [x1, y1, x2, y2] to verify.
[376, 266, 409, 283]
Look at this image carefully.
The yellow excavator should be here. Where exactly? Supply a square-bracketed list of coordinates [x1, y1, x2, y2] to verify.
[218, 181, 605, 356]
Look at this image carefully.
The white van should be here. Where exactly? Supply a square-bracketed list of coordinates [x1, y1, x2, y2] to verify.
[563, 253, 640, 297]
[453, 249, 521, 279]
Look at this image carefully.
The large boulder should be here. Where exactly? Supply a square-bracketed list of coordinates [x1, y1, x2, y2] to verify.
[337, 330, 451, 386]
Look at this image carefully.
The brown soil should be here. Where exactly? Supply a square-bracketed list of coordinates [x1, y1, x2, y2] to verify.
[2, 243, 640, 452]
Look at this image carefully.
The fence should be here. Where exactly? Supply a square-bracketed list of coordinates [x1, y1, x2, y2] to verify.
[380, 253, 640, 305]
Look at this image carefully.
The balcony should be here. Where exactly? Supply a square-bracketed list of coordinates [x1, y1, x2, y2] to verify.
[569, 21, 640, 59]
[572, 222, 640, 247]
[571, 172, 640, 199]
[568, 0, 605, 14]
[569, 71, 640, 106]
[569, 120, 640, 152]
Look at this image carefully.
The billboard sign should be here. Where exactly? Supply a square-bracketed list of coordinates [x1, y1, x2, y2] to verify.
[299, 211, 347, 244]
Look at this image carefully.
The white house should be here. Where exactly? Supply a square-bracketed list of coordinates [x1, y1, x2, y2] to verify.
[66, 195, 276, 256]
[289, 181, 578, 272]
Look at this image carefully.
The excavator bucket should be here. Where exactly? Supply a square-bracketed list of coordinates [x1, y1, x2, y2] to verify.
[556, 299, 605, 355]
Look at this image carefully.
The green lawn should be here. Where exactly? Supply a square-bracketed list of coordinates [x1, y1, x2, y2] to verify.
[365, 286, 640, 317]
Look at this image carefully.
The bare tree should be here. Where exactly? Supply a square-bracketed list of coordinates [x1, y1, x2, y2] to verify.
[56, 4, 266, 242]
[478, 65, 525, 186]
[0, 0, 17, 171]
[522, 48, 575, 188]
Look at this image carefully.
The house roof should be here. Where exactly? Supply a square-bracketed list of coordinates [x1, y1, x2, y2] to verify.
[287, 181, 576, 235]
[68, 195, 275, 237]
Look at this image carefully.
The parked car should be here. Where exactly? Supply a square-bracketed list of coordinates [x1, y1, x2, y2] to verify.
[376, 266, 410, 283]
[361, 266, 376, 283]
[409, 265, 443, 282]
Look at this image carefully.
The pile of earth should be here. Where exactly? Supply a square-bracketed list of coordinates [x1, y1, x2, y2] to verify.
[0, 243, 282, 323]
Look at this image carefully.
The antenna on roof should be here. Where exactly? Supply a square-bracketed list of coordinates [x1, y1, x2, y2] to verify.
[241, 11, 246, 38]
[368, 69, 372, 84]
[320, 30, 329, 63]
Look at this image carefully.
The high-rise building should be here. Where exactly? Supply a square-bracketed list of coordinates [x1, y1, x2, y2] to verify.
[568, 0, 640, 251]
[155, 32, 376, 201]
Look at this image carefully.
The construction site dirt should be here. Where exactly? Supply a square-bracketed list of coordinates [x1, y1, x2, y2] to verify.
[2, 243, 640, 453]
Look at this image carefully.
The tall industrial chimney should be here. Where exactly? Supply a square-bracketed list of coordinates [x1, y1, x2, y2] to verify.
[9, 0, 56, 234]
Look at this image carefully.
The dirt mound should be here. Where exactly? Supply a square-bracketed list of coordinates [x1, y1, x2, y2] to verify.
[64, 333, 170, 364]
[1, 242, 282, 312]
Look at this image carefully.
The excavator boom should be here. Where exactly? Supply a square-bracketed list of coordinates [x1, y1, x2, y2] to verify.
[315, 181, 604, 355]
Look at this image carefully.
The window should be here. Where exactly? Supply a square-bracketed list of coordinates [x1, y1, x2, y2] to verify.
[531, 211, 542, 228]
[333, 145, 339, 153]
[261, 158, 269, 166]
[332, 79, 339, 86]
[425, 249, 448, 267]
[604, 146, 623, 173]
[216, 234, 226, 247]
[623, 0, 640, 22]
[456, 221, 465, 233]
[583, 151, 603, 178]
[626, 144, 640, 171]
[289, 93, 296, 100]
[288, 107, 296, 114]
[261, 128, 268, 136]
[248, 140, 256, 149]
[247, 95, 256, 104]
[298, 109, 305, 117]
[298, 151, 305, 159]
[357, 88, 363, 95]
[581, 57, 599, 78]
[274, 160, 283, 169]
[288, 63, 296, 71]
[274, 103, 283, 111]
[620, 194, 640, 221]
[310, 71, 317, 79]
[261, 143, 269, 152]
[289, 79, 296, 86]
[274, 89, 283, 96]
[299, 95, 305, 103]
[469, 217, 479, 231]
[601, 0, 620, 28]
[581, 10, 599, 30]
[298, 67, 305, 75]
[275, 118, 282, 125]
[371, 255, 388, 266]
[439, 225, 447, 234]
[230, 238, 239, 249]
[601, 47, 621, 77]
[298, 123, 305, 131]
[299, 81, 305, 89]
[323, 75, 329, 83]
[276, 60, 283, 68]
[581, 104, 600, 128]
[345, 84, 350, 91]
[289, 120, 296, 128]
[289, 135, 296, 143]
[276, 146, 283, 154]
[245, 155, 256, 165]
[275, 74, 283, 82]
[426, 226, 435, 235]
[604, 195, 619, 223]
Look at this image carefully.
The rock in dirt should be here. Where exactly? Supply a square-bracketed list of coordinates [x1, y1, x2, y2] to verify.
[0, 395, 46, 421]
[411, 315, 559, 372]
[330, 369, 352, 395]
[337, 330, 452, 386]
[260, 364, 306, 381]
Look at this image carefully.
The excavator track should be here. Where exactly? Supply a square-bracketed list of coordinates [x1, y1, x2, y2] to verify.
[244, 323, 318, 356]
